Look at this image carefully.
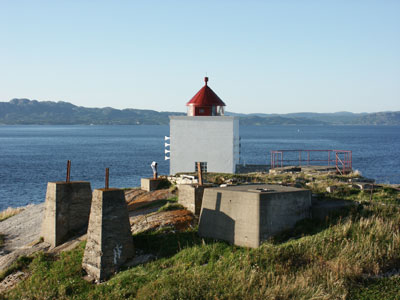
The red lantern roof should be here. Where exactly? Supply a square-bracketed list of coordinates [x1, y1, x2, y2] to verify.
[186, 77, 226, 107]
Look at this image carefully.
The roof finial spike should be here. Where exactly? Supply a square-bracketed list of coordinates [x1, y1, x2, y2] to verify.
[204, 76, 209, 86]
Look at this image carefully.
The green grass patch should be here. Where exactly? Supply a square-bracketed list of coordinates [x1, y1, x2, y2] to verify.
[5, 201, 400, 299]
[349, 276, 400, 300]
[157, 202, 183, 213]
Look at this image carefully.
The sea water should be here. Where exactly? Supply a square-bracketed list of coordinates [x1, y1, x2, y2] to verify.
[0, 125, 399, 210]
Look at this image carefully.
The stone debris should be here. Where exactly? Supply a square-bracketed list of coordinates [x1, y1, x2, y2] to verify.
[0, 271, 28, 294]
[168, 175, 199, 185]
[326, 186, 337, 193]
[352, 183, 374, 190]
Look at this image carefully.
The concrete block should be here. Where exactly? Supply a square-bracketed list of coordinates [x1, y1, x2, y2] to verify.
[178, 184, 208, 215]
[40, 181, 92, 247]
[199, 184, 311, 248]
[82, 188, 134, 282]
[141, 178, 166, 192]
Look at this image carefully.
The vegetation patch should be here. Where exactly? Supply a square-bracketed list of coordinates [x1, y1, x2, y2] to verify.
[2, 172, 400, 299]
[157, 202, 183, 213]
[0, 234, 4, 248]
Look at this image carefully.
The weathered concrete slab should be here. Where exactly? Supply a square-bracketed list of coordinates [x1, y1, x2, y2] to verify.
[41, 181, 92, 247]
[141, 178, 165, 192]
[82, 188, 134, 282]
[199, 184, 311, 248]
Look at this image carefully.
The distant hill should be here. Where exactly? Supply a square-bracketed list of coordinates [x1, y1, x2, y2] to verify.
[0, 99, 184, 125]
[0, 99, 399, 125]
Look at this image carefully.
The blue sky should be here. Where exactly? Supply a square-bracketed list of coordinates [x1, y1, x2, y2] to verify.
[0, 1, 399, 113]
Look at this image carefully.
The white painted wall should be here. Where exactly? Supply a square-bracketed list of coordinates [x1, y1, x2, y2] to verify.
[169, 116, 239, 174]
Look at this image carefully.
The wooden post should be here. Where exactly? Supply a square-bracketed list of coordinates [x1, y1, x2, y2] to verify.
[197, 162, 203, 186]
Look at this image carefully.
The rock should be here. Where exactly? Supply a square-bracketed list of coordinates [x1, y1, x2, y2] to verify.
[125, 189, 173, 211]
[352, 183, 374, 190]
[0, 271, 28, 294]
[130, 209, 194, 235]
[125, 254, 156, 268]
[326, 186, 337, 193]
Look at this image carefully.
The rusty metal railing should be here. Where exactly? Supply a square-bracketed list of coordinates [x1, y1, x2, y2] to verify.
[270, 149, 352, 174]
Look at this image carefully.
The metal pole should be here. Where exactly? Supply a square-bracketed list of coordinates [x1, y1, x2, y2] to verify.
[105, 168, 109, 189]
[66, 160, 71, 183]
[328, 151, 330, 166]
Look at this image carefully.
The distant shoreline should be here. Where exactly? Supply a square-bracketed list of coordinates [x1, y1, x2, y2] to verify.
[1, 99, 399, 126]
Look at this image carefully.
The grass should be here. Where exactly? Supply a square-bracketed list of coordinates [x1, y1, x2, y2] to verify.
[157, 202, 183, 213]
[0, 234, 4, 248]
[2, 172, 400, 299]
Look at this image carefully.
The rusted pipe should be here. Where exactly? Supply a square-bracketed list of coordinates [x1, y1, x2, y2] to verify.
[105, 168, 109, 189]
[66, 160, 71, 183]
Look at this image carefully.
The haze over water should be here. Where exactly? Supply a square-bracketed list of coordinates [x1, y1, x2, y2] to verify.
[0, 125, 399, 211]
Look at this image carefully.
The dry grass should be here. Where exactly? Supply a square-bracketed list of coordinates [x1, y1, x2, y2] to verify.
[0, 206, 27, 222]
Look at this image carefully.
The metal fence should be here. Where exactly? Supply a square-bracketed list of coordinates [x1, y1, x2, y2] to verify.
[270, 149, 352, 174]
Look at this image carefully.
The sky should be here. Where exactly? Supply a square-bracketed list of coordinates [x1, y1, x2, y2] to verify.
[0, 1, 399, 114]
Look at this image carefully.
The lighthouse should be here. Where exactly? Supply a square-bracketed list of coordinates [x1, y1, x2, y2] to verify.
[168, 77, 240, 175]
[186, 77, 226, 116]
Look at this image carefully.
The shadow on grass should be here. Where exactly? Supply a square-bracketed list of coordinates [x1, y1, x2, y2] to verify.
[271, 198, 364, 244]
[133, 229, 217, 259]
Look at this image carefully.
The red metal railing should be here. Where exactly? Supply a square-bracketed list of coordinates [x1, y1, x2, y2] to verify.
[270, 150, 352, 174]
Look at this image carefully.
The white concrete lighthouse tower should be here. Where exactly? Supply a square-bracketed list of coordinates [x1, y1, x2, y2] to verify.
[168, 77, 240, 175]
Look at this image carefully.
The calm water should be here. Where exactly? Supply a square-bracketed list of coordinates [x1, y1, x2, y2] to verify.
[0, 125, 399, 210]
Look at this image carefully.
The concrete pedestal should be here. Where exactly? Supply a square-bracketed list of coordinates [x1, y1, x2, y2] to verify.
[141, 178, 165, 192]
[40, 181, 92, 247]
[82, 188, 134, 281]
[178, 184, 211, 216]
[199, 184, 311, 248]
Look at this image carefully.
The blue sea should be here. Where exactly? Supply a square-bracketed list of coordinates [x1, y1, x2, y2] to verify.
[0, 125, 399, 211]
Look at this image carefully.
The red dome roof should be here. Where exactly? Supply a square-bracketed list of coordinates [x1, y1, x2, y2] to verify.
[186, 77, 226, 107]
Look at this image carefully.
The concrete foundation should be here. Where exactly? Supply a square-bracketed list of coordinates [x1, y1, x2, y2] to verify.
[40, 181, 92, 247]
[82, 188, 134, 281]
[198, 184, 311, 248]
[178, 184, 208, 215]
[141, 178, 165, 192]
